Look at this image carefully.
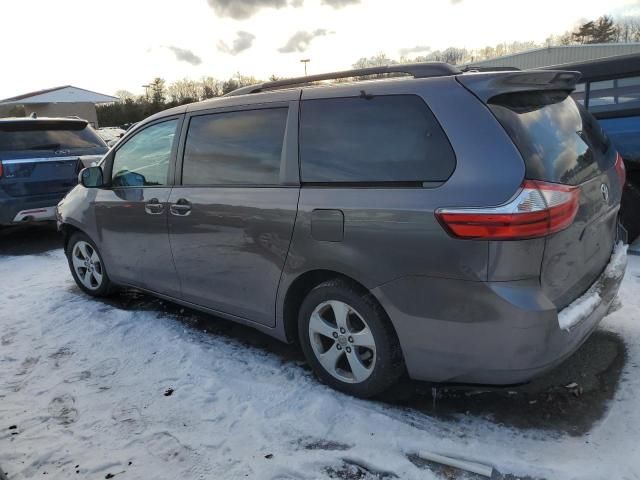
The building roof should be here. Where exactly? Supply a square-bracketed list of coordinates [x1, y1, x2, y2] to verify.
[466, 43, 640, 70]
[0, 85, 119, 105]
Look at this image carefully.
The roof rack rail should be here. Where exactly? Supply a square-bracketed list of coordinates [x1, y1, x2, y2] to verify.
[225, 62, 462, 96]
[460, 66, 521, 72]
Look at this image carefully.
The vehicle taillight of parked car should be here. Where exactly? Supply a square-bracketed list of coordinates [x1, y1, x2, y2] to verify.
[615, 152, 626, 187]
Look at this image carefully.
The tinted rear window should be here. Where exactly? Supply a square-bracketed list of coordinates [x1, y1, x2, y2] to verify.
[182, 108, 288, 185]
[489, 91, 614, 185]
[0, 121, 106, 152]
[299, 95, 455, 183]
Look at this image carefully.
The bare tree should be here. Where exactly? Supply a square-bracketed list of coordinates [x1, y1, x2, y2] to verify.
[615, 16, 640, 42]
[199, 76, 222, 99]
[422, 47, 468, 65]
[352, 53, 397, 69]
[114, 90, 135, 102]
[167, 78, 200, 103]
[221, 73, 259, 95]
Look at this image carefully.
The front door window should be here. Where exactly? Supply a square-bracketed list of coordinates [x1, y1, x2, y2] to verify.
[111, 120, 178, 187]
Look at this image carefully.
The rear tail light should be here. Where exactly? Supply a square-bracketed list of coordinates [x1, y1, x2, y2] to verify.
[436, 180, 580, 240]
[615, 152, 626, 187]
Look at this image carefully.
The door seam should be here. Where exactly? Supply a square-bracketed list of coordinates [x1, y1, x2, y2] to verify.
[166, 186, 184, 293]
[273, 187, 302, 328]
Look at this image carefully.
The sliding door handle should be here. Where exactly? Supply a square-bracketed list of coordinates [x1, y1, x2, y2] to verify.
[170, 198, 192, 216]
[144, 198, 164, 215]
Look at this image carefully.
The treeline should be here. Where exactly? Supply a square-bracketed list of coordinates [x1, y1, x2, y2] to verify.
[99, 14, 640, 127]
[355, 15, 640, 67]
[97, 74, 272, 127]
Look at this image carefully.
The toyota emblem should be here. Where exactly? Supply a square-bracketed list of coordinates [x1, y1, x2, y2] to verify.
[601, 183, 609, 202]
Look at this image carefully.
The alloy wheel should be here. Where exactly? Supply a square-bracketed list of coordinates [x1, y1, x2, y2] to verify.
[71, 241, 103, 290]
[308, 300, 377, 383]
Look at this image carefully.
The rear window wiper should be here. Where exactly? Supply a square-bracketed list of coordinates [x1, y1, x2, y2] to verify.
[26, 143, 61, 150]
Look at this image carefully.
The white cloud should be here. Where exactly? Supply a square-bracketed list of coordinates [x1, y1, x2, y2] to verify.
[321, 0, 360, 7]
[278, 29, 331, 53]
[217, 31, 256, 55]
[166, 46, 202, 65]
[0, 0, 638, 99]
[206, 0, 288, 19]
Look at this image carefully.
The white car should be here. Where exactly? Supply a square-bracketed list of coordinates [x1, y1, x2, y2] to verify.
[96, 127, 126, 147]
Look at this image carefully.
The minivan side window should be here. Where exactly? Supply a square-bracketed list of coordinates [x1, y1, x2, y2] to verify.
[299, 95, 455, 183]
[111, 119, 178, 187]
[182, 108, 288, 186]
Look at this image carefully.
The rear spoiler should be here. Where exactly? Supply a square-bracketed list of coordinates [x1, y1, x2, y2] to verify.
[0, 118, 89, 131]
[456, 70, 581, 103]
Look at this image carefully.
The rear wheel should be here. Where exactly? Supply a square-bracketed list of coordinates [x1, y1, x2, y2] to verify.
[66, 232, 113, 297]
[298, 279, 404, 398]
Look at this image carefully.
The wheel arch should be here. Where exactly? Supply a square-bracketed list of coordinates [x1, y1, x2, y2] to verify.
[59, 223, 94, 254]
[281, 269, 399, 347]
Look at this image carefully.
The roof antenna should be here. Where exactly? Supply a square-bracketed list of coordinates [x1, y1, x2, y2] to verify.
[29, 112, 37, 119]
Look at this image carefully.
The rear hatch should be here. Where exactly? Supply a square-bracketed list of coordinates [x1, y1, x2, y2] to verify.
[459, 71, 622, 308]
[0, 119, 107, 197]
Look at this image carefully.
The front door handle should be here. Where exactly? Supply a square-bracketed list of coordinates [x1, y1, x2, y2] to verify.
[170, 198, 192, 216]
[144, 198, 164, 215]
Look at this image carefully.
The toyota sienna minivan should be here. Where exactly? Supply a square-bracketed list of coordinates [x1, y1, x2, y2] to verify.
[56, 63, 627, 398]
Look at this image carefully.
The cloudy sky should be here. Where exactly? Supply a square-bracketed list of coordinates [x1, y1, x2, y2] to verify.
[1, 0, 639, 99]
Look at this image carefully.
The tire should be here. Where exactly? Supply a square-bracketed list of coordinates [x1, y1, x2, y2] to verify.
[66, 232, 114, 297]
[298, 279, 404, 398]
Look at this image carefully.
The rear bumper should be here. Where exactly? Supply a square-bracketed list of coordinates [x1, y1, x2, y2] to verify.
[372, 243, 627, 385]
[0, 191, 65, 225]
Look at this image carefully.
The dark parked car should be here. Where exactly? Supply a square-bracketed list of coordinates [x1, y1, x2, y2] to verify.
[0, 117, 108, 226]
[543, 53, 640, 241]
[57, 64, 626, 397]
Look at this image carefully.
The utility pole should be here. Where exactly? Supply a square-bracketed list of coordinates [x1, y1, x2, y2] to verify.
[142, 84, 151, 101]
[300, 58, 310, 76]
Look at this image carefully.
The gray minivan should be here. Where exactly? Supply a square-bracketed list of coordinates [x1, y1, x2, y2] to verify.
[56, 63, 627, 397]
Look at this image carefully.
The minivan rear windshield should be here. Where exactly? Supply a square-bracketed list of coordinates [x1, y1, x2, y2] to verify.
[488, 90, 614, 186]
[0, 122, 106, 152]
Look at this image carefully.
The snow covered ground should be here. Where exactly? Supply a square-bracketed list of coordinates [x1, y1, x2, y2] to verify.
[1, 247, 639, 480]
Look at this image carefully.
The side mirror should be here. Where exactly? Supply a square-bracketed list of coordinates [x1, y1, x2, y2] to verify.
[115, 171, 145, 187]
[79, 166, 104, 188]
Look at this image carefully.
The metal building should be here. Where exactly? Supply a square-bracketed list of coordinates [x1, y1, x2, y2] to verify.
[0, 86, 118, 127]
[466, 43, 640, 70]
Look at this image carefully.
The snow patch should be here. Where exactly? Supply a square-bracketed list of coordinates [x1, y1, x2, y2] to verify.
[2, 248, 640, 479]
[558, 242, 628, 331]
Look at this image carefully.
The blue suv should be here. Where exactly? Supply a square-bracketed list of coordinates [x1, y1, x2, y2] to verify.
[0, 117, 108, 226]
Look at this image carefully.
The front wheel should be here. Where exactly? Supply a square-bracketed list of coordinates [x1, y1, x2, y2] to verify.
[298, 279, 404, 398]
[66, 232, 114, 297]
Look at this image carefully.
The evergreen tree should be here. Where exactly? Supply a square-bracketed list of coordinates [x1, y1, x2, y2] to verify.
[572, 20, 595, 44]
[150, 78, 166, 105]
[591, 16, 617, 43]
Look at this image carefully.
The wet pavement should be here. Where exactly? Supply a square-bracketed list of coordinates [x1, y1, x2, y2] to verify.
[0, 224, 627, 447]
[0, 222, 62, 256]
